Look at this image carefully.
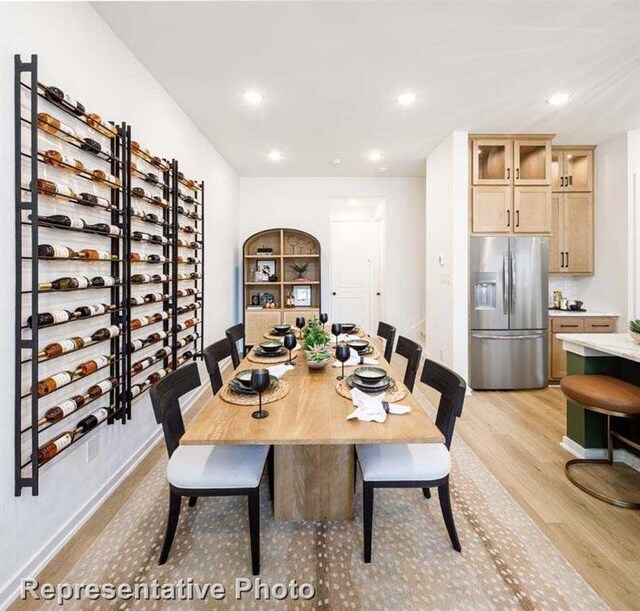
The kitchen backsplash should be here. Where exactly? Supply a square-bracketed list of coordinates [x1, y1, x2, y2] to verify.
[548, 276, 581, 306]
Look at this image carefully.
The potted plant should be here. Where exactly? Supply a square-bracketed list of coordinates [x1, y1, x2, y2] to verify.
[290, 261, 309, 281]
[302, 317, 331, 369]
[629, 320, 640, 344]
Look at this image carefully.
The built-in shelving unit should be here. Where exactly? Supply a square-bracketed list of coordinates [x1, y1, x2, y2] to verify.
[242, 228, 321, 346]
[14, 54, 205, 496]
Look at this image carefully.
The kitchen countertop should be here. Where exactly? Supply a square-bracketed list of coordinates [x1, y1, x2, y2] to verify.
[548, 310, 619, 318]
[556, 333, 640, 363]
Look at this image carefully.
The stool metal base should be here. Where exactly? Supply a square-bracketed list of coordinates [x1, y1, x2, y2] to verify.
[565, 458, 640, 509]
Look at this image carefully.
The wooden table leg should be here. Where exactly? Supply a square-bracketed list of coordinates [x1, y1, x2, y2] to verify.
[274, 444, 354, 521]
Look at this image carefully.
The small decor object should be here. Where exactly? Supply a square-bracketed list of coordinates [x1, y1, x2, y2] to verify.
[629, 320, 640, 344]
[257, 246, 274, 255]
[284, 333, 297, 367]
[251, 368, 271, 419]
[256, 260, 276, 282]
[292, 284, 312, 307]
[335, 343, 351, 380]
[290, 261, 309, 281]
[302, 316, 332, 369]
[268, 274, 278, 282]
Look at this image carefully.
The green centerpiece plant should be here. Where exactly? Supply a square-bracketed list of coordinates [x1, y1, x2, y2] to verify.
[629, 319, 640, 343]
[302, 317, 332, 368]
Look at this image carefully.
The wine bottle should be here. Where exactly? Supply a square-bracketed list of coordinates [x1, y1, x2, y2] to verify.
[131, 187, 148, 199]
[149, 234, 167, 245]
[38, 395, 86, 427]
[189, 272, 201, 279]
[147, 368, 168, 384]
[152, 274, 168, 283]
[91, 325, 120, 341]
[78, 192, 110, 209]
[37, 371, 74, 396]
[151, 311, 169, 323]
[39, 276, 90, 291]
[131, 274, 151, 284]
[92, 169, 121, 188]
[76, 406, 114, 434]
[39, 214, 85, 230]
[38, 244, 76, 260]
[132, 231, 151, 241]
[128, 338, 144, 353]
[147, 254, 166, 263]
[90, 276, 118, 287]
[38, 337, 85, 359]
[130, 252, 142, 262]
[43, 150, 85, 174]
[132, 357, 153, 374]
[87, 377, 117, 399]
[74, 303, 115, 318]
[145, 292, 168, 303]
[131, 316, 150, 330]
[155, 347, 171, 360]
[36, 180, 76, 199]
[27, 309, 73, 328]
[38, 430, 80, 464]
[181, 225, 195, 234]
[144, 173, 159, 185]
[85, 222, 121, 236]
[129, 295, 146, 306]
[152, 195, 169, 208]
[129, 382, 146, 399]
[79, 249, 114, 261]
[81, 138, 102, 155]
[74, 355, 112, 376]
[44, 85, 85, 116]
[131, 208, 146, 220]
[152, 156, 169, 172]
[145, 213, 160, 224]
[185, 317, 200, 328]
[36, 112, 78, 139]
[147, 331, 167, 344]
[86, 113, 117, 138]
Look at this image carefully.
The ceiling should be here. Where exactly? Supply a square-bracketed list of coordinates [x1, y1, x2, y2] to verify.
[93, 1, 640, 177]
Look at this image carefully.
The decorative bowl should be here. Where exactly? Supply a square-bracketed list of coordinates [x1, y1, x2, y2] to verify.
[353, 366, 387, 384]
[347, 339, 369, 353]
[260, 340, 283, 353]
[272, 324, 292, 335]
[340, 323, 357, 333]
[629, 330, 640, 345]
[307, 358, 330, 370]
[234, 369, 254, 388]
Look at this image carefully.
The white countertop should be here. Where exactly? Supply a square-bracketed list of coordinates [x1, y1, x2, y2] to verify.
[556, 333, 640, 363]
[549, 310, 619, 318]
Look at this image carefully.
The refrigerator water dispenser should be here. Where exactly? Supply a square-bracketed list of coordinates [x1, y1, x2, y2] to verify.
[473, 272, 497, 310]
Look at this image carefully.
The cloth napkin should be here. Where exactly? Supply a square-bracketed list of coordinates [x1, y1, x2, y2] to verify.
[346, 388, 411, 423]
[268, 364, 295, 378]
[332, 348, 379, 367]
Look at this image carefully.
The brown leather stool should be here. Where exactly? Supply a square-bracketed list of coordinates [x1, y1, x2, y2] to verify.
[560, 375, 640, 509]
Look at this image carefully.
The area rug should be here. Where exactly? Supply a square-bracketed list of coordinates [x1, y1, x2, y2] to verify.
[42, 388, 606, 610]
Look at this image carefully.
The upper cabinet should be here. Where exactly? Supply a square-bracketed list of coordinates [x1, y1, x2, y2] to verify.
[472, 139, 513, 185]
[513, 140, 552, 185]
[551, 147, 594, 192]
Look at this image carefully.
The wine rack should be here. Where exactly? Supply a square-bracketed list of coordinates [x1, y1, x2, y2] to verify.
[14, 54, 205, 495]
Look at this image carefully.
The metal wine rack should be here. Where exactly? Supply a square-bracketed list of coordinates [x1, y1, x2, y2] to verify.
[14, 54, 205, 495]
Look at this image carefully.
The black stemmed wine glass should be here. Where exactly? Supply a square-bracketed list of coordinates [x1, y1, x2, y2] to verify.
[295, 316, 306, 338]
[319, 312, 329, 328]
[250, 368, 270, 419]
[331, 322, 342, 346]
[283, 332, 297, 366]
[335, 342, 350, 381]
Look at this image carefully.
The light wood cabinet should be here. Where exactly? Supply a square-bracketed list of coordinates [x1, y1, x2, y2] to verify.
[552, 147, 594, 192]
[514, 140, 552, 185]
[549, 194, 563, 273]
[472, 139, 513, 185]
[513, 187, 551, 233]
[550, 193, 593, 273]
[471, 186, 512, 233]
[245, 310, 283, 346]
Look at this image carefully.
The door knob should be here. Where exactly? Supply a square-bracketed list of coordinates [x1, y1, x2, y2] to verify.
[332, 292, 337, 296]
[376, 292, 381, 296]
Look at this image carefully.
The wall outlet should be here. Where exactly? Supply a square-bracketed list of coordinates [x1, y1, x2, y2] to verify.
[86, 437, 99, 463]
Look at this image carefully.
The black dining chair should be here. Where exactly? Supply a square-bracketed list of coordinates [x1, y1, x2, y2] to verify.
[376, 321, 397, 363]
[225, 323, 247, 369]
[355, 359, 466, 563]
[150, 363, 270, 574]
[203, 338, 233, 395]
[395, 335, 423, 392]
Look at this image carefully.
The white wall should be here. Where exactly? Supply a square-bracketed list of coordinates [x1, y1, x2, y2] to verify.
[0, 2, 238, 604]
[238, 177, 425, 342]
[628, 129, 640, 320]
[424, 131, 469, 379]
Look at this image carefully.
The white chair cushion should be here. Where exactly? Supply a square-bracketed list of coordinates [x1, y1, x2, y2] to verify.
[167, 444, 269, 490]
[356, 443, 451, 482]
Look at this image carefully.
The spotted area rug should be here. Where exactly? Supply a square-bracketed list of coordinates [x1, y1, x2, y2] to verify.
[41, 388, 606, 610]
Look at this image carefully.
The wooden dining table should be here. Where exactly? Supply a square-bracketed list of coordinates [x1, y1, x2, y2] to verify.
[181, 335, 444, 521]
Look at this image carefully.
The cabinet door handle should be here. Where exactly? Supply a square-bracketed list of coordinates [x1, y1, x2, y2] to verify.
[560, 176, 565, 187]
[591, 324, 610, 328]
[569, 175, 573, 186]
[561, 252, 565, 268]
[506, 209, 510, 227]
[561, 324, 580, 328]
[565, 251, 569, 267]
[516, 168, 520, 180]
[506, 168, 510, 179]
[516, 210, 520, 227]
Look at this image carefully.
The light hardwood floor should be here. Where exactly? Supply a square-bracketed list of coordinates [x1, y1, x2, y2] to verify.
[10, 381, 640, 610]
[418, 383, 640, 611]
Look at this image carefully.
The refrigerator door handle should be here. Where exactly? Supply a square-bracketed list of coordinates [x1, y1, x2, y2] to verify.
[510, 248, 516, 313]
[471, 333, 545, 340]
[502, 251, 509, 314]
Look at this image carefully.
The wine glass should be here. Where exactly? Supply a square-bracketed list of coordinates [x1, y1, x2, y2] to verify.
[335, 342, 350, 381]
[250, 368, 270, 419]
[295, 316, 306, 338]
[283, 332, 297, 366]
[331, 322, 342, 346]
[320, 312, 328, 328]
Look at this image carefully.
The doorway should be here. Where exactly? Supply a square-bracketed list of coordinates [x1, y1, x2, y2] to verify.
[329, 197, 386, 334]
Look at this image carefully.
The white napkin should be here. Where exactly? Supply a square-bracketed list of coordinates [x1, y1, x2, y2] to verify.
[346, 388, 411, 423]
[268, 364, 294, 378]
[332, 348, 379, 367]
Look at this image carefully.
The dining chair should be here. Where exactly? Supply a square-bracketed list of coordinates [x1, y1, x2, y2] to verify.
[355, 358, 466, 563]
[376, 321, 397, 363]
[225, 323, 247, 369]
[395, 335, 423, 392]
[203, 338, 233, 395]
[150, 363, 270, 574]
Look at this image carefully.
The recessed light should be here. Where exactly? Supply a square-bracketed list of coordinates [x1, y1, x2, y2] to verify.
[368, 150, 383, 162]
[244, 90, 263, 105]
[377, 166, 389, 173]
[397, 91, 417, 106]
[268, 150, 283, 162]
[332, 158, 342, 165]
[547, 92, 571, 106]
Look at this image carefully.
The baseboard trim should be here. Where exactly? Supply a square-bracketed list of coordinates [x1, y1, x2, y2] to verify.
[1, 383, 210, 610]
[561, 436, 640, 472]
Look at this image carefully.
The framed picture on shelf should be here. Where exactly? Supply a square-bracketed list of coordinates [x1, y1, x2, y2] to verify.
[292, 284, 312, 307]
[255, 259, 276, 282]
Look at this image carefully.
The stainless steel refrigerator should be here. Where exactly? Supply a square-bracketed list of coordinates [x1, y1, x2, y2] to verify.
[469, 236, 548, 390]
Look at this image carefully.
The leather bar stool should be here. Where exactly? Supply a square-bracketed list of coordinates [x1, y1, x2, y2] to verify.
[560, 375, 640, 509]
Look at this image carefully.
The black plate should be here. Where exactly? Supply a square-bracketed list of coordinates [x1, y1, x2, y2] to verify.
[271, 325, 292, 336]
[346, 374, 394, 394]
[260, 340, 283, 353]
[340, 323, 357, 333]
[228, 375, 279, 395]
[254, 346, 286, 357]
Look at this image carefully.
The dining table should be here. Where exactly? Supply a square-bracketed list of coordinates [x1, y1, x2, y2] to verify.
[181, 333, 444, 521]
